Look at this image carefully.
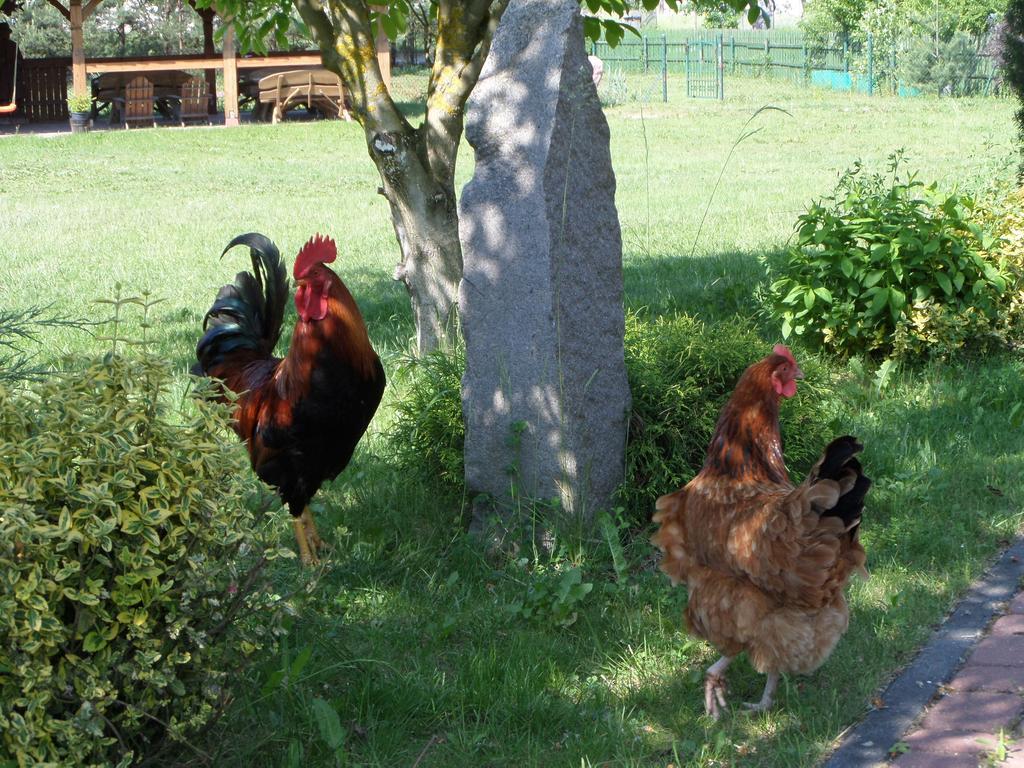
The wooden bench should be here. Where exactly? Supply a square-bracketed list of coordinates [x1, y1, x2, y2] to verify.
[257, 69, 350, 123]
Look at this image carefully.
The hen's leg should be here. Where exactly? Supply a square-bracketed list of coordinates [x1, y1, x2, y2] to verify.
[300, 507, 325, 553]
[704, 655, 732, 720]
[744, 672, 779, 713]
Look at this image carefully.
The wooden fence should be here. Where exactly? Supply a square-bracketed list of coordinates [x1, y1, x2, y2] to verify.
[23, 57, 70, 122]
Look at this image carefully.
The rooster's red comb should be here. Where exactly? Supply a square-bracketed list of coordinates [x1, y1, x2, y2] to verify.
[772, 344, 796, 365]
[294, 233, 337, 279]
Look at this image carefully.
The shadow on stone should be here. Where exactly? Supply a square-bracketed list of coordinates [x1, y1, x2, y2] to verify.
[458, 0, 631, 533]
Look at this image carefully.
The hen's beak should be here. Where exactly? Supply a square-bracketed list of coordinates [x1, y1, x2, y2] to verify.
[794, 365, 805, 380]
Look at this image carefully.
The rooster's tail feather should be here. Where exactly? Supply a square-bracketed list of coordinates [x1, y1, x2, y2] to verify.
[194, 233, 289, 375]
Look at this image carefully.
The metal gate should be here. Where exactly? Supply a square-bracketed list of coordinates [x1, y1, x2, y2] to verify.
[685, 34, 724, 100]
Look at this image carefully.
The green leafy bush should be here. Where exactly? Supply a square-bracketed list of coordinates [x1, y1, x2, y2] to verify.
[766, 153, 1007, 359]
[66, 92, 94, 114]
[599, 68, 631, 108]
[389, 345, 466, 490]
[0, 355, 290, 766]
[978, 185, 1024, 346]
[389, 314, 838, 528]
[620, 312, 838, 525]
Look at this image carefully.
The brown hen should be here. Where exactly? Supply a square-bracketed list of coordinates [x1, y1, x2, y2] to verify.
[651, 345, 869, 718]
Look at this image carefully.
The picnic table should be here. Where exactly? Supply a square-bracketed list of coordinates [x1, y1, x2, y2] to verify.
[239, 66, 349, 122]
[238, 65, 308, 116]
[238, 65, 317, 100]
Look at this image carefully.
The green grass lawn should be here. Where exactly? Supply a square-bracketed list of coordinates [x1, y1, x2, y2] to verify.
[1, 74, 1022, 767]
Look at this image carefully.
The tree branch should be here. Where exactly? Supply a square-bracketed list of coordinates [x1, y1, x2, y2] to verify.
[294, 0, 411, 136]
[422, 0, 507, 185]
[462, 0, 510, 90]
[43, 0, 70, 20]
[208, 555, 267, 640]
[292, 0, 346, 82]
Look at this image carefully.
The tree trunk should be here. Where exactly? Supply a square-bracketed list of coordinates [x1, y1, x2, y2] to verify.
[188, 3, 217, 115]
[330, 103, 464, 352]
[294, 0, 506, 354]
[369, 127, 463, 351]
[376, 153, 464, 352]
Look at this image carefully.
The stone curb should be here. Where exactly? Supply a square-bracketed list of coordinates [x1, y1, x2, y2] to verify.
[823, 537, 1024, 768]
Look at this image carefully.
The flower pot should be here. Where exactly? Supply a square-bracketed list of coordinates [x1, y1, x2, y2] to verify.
[69, 111, 90, 133]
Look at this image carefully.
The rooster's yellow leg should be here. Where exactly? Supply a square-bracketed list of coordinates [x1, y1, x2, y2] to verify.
[300, 506, 325, 552]
[704, 655, 732, 720]
[743, 672, 779, 713]
[292, 516, 318, 566]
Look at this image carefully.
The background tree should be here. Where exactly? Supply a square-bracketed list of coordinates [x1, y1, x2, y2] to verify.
[695, 1, 744, 28]
[1006, 0, 1024, 177]
[5, 0, 66, 57]
[801, 0, 1004, 95]
[914, 0, 1004, 38]
[802, 0, 1005, 46]
[9, 0, 206, 57]
[203, 0, 758, 354]
[396, 0, 434, 65]
[801, 0, 869, 42]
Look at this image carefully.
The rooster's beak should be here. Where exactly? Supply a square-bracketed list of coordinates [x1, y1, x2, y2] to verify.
[794, 366, 805, 380]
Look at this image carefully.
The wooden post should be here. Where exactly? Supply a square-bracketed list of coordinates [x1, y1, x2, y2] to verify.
[200, 8, 217, 113]
[70, 0, 86, 98]
[375, 17, 391, 90]
[684, 40, 689, 96]
[222, 22, 239, 126]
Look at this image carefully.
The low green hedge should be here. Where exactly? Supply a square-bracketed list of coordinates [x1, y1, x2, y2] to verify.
[0, 355, 290, 766]
[390, 313, 838, 527]
[620, 312, 837, 524]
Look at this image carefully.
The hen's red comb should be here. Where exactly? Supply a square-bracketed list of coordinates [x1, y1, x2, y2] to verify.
[772, 344, 796, 365]
[293, 233, 337, 279]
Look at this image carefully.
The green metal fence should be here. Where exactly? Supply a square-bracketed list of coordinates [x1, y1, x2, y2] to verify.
[591, 28, 1004, 100]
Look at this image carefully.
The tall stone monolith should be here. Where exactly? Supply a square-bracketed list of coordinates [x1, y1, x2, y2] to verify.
[458, 0, 631, 530]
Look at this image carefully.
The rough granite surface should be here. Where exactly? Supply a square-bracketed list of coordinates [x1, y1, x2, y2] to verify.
[458, 0, 631, 524]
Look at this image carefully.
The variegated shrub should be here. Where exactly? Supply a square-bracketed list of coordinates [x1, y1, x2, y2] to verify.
[0, 355, 291, 766]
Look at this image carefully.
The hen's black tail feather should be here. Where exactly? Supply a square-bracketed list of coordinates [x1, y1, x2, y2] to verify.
[192, 233, 289, 376]
[814, 435, 871, 535]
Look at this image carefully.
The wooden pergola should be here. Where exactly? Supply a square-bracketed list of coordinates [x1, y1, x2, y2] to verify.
[35, 0, 390, 125]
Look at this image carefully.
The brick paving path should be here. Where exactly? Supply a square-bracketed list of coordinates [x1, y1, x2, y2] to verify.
[825, 540, 1024, 768]
[891, 592, 1024, 767]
